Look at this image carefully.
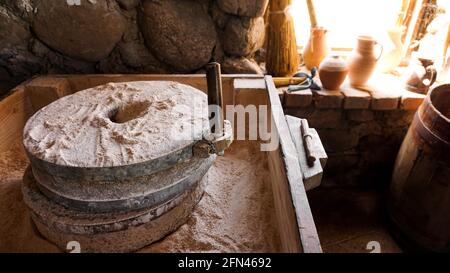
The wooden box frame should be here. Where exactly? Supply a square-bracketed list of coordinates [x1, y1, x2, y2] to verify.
[0, 74, 321, 253]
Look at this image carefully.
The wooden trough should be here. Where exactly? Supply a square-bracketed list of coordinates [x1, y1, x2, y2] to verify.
[0, 74, 323, 253]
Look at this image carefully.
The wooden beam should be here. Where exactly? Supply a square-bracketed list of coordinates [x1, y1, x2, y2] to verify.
[0, 86, 31, 153]
[25, 77, 72, 112]
[265, 75, 322, 253]
[286, 116, 327, 191]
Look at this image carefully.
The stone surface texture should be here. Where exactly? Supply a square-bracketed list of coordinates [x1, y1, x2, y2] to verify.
[0, 0, 267, 90]
[223, 16, 266, 56]
[140, 0, 217, 72]
[217, 0, 268, 17]
[32, 0, 126, 62]
[23, 81, 208, 167]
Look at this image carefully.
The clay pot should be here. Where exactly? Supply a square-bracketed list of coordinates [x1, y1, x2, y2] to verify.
[347, 35, 383, 87]
[405, 57, 437, 94]
[303, 27, 329, 70]
[318, 55, 348, 90]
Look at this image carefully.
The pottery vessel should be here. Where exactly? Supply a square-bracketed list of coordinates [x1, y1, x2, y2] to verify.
[405, 57, 437, 94]
[303, 27, 329, 70]
[347, 35, 383, 87]
[379, 26, 405, 73]
[318, 55, 348, 90]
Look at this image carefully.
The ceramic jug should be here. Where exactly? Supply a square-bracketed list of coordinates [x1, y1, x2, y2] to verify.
[318, 55, 348, 90]
[379, 26, 405, 73]
[303, 27, 329, 70]
[405, 57, 437, 94]
[347, 35, 383, 87]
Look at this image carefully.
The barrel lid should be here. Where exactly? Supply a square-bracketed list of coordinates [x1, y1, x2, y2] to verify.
[23, 81, 209, 179]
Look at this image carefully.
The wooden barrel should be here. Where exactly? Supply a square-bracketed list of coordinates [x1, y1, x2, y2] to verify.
[389, 84, 450, 252]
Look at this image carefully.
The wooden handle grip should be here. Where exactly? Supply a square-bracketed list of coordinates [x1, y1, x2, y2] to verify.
[300, 119, 316, 167]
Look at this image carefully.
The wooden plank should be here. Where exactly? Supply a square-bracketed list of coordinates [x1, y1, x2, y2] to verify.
[233, 78, 269, 141]
[309, 128, 328, 168]
[0, 86, 31, 153]
[340, 82, 372, 109]
[267, 148, 303, 253]
[284, 88, 313, 108]
[265, 76, 322, 253]
[38, 74, 265, 116]
[66, 74, 210, 93]
[286, 116, 326, 191]
[313, 89, 344, 109]
[400, 88, 426, 110]
[66, 74, 264, 110]
[233, 78, 268, 106]
[234, 78, 266, 90]
[25, 77, 72, 112]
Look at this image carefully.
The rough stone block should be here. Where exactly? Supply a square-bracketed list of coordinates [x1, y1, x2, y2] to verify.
[284, 106, 315, 119]
[317, 128, 359, 152]
[217, 0, 269, 17]
[141, 0, 217, 72]
[346, 110, 374, 122]
[324, 151, 360, 175]
[308, 109, 346, 129]
[340, 83, 371, 109]
[400, 89, 426, 110]
[32, 0, 126, 62]
[363, 75, 402, 110]
[379, 110, 416, 128]
[284, 88, 313, 108]
[351, 121, 383, 138]
[223, 16, 265, 57]
[313, 90, 344, 109]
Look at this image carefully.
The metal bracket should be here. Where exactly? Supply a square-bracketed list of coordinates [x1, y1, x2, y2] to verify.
[193, 120, 233, 158]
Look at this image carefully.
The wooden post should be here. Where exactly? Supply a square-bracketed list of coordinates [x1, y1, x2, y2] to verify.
[205, 62, 224, 135]
[306, 0, 318, 28]
[401, 0, 418, 43]
[406, 0, 438, 58]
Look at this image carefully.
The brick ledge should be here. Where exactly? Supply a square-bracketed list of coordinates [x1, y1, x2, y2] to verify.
[282, 74, 427, 111]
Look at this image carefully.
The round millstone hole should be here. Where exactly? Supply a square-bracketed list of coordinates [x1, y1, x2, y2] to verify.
[109, 100, 152, 124]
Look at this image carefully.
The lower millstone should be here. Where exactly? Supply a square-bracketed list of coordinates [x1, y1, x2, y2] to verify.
[31, 155, 216, 213]
[22, 167, 207, 253]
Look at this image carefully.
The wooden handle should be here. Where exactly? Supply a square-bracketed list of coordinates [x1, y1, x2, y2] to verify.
[306, 0, 318, 28]
[206, 62, 224, 135]
[273, 77, 307, 87]
[300, 119, 316, 167]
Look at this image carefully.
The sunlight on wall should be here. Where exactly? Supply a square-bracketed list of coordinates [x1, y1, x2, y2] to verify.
[290, 0, 403, 48]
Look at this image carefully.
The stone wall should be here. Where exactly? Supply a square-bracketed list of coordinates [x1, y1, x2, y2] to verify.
[0, 0, 268, 94]
[285, 107, 415, 188]
[279, 78, 425, 188]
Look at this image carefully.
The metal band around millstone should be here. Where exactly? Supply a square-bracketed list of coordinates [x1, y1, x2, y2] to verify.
[32, 155, 216, 213]
[23, 167, 208, 235]
[26, 142, 195, 181]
